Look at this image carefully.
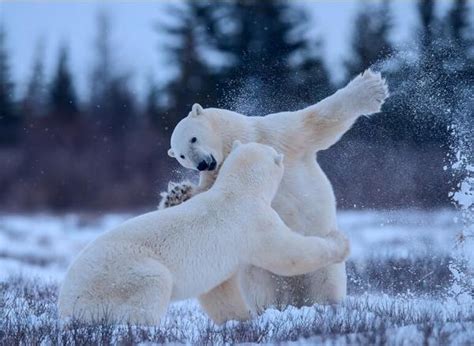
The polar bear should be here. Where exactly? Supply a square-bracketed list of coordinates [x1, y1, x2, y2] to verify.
[58, 142, 350, 325]
[161, 69, 389, 322]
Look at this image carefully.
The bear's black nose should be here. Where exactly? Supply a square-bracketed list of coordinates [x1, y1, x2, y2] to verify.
[208, 157, 217, 171]
[197, 160, 209, 171]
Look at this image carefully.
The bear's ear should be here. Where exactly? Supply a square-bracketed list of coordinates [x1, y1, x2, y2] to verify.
[232, 140, 242, 151]
[168, 148, 175, 158]
[190, 103, 204, 117]
[274, 153, 284, 166]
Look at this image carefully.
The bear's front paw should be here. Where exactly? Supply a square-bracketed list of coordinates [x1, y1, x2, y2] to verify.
[158, 181, 196, 209]
[327, 230, 351, 263]
[349, 69, 389, 115]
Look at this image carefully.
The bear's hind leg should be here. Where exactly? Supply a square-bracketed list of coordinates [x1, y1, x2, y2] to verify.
[304, 262, 347, 305]
[199, 273, 252, 325]
[98, 258, 173, 325]
[121, 260, 173, 325]
[240, 265, 281, 313]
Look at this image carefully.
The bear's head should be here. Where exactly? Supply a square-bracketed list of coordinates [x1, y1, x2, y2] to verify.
[168, 104, 223, 171]
[216, 140, 284, 201]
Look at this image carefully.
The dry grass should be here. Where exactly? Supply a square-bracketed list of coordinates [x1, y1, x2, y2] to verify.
[1, 256, 473, 345]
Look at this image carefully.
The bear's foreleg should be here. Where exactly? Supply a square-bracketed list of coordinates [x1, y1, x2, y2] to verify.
[251, 228, 350, 277]
[199, 273, 252, 325]
[298, 69, 389, 150]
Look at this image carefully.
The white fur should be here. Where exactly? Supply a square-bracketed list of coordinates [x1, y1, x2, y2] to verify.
[166, 69, 389, 321]
[58, 143, 350, 325]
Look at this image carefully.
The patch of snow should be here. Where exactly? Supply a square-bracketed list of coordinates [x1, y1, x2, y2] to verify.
[0, 209, 467, 282]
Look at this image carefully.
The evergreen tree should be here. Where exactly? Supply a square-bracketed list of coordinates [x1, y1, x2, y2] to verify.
[90, 10, 113, 116]
[230, 1, 301, 77]
[446, 0, 470, 43]
[106, 74, 136, 133]
[49, 45, 79, 121]
[213, 0, 308, 113]
[443, 0, 473, 143]
[368, 0, 453, 146]
[159, 1, 216, 131]
[0, 25, 20, 145]
[145, 78, 162, 129]
[444, 0, 473, 79]
[90, 10, 136, 133]
[291, 15, 332, 107]
[338, 1, 396, 143]
[23, 40, 46, 117]
[345, 0, 394, 79]
[158, 1, 320, 117]
[415, 0, 453, 144]
[417, 0, 438, 69]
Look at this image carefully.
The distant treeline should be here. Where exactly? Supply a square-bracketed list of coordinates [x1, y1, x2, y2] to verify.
[0, 0, 473, 211]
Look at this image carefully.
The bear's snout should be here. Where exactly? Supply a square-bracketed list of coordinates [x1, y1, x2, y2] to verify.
[197, 155, 217, 171]
[197, 161, 209, 171]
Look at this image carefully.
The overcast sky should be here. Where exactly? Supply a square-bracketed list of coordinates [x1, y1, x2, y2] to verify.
[0, 1, 456, 101]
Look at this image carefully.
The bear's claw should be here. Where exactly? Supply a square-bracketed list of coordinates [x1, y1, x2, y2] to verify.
[158, 180, 196, 209]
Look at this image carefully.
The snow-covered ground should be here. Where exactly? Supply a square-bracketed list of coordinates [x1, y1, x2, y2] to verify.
[1, 210, 473, 344]
[0, 209, 468, 280]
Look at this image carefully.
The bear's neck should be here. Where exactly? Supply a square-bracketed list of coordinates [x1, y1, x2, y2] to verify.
[198, 111, 257, 191]
[212, 170, 274, 205]
[210, 110, 258, 157]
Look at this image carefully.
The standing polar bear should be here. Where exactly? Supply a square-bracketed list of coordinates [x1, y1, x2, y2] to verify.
[58, 142, 350, 325]
[162, 69, 389, 322]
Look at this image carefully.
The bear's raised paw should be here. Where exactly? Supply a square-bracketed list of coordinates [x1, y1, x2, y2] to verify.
[346, 69, 389, 116]
[158, 181, 196, 209]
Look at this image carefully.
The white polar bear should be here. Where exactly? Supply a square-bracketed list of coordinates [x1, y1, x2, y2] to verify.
[58, 142, 350, 325]
[162, 69, 389, 322]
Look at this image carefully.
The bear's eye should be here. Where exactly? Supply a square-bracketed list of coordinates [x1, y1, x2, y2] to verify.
[180, 155, 185, 159]
[190, 137, 197, 143]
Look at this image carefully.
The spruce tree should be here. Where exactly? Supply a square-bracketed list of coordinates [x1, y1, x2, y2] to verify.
[90, 11, 136, 133]
[49, 45, 79, 121]
[23, 40, 46, 117]
[446, 0, 470, 43]
[0, 26, 20, 145]
[145, 79, 162, 129]
[345, 0, 394, 79]
[338, 1, 395, 143]
[214, 0, 307, 114]
[443, 0, 473, 144]
[291, 13, 331, 107]
[90, 11, 113, 117]
[444, 0, 473, 81]
[159, 1, 216, 131]
[415, 0, 453, 145]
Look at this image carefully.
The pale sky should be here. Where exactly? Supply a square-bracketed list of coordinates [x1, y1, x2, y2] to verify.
[0, 1, 457, 102]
